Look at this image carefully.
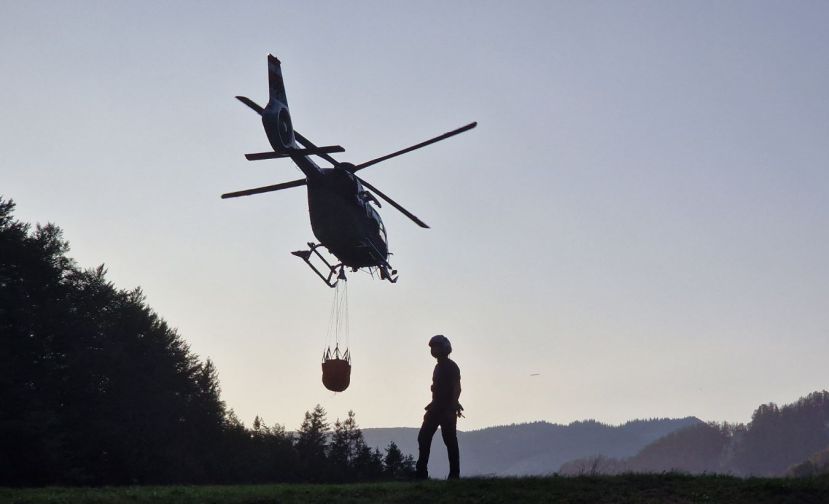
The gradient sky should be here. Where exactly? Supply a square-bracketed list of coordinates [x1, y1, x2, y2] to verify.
[2, 1, 828, 430]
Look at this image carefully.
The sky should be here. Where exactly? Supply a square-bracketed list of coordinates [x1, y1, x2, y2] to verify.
[2, 1, 828, 430]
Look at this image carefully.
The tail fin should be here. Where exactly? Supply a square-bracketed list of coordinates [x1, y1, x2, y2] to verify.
[262, 54, 296, 150]
[267, 54, 289, 108]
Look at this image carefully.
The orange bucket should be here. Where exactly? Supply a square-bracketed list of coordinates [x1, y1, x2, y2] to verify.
[322, 346, 351, 392]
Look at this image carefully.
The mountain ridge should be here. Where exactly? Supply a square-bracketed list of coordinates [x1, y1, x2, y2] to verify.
[559, 390, 829, 477]
[362, 416, 702, 476]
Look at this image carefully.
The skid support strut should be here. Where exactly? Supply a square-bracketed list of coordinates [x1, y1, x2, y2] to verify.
[291, 243, 345, 288]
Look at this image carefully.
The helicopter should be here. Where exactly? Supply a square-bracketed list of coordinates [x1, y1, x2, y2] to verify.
[222, 55, 476, 287]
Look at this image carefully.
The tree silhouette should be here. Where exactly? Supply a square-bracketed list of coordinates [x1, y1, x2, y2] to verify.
[329, 410, 364, 482]
[353, 444, 385, 481]
[295, 404, 330, 481]
[383, 441, 415, 479]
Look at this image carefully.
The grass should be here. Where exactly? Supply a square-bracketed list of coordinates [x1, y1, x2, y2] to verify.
[3, 474, 829, 504]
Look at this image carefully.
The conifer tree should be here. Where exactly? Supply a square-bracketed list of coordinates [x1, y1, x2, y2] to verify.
[295, 404, 330, 481]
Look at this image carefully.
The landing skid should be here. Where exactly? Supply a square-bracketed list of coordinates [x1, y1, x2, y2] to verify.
[291, 243, 345, 288]
[291, 242, 398, 287]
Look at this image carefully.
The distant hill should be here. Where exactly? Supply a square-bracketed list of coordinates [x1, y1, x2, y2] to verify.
[561, 422, 734, 475]
[560, 390, 829, 477]
[362, 417, 701, 476]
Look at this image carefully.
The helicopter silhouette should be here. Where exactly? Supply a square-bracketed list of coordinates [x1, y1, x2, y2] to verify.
[222, 55, 476, 287]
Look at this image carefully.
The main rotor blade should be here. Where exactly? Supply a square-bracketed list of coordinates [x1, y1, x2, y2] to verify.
[355, 176, 429, 228]
[351, 122, 477, 172]
[221, 178, 307, 199]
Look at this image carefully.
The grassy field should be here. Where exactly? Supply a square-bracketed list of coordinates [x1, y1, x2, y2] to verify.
[3, 474, 829, 504]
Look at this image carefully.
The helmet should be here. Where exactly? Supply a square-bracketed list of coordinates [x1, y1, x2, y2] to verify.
[428, 334, 452, 355]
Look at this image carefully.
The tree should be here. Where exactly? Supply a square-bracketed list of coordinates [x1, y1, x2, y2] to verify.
[328, 410, 366, 481]
[352, 444, 385, 481]
[295, 404, 330, 481]
[383, 441, 415, 479]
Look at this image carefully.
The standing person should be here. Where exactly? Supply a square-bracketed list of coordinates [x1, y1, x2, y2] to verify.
[416, 334, 463, 480]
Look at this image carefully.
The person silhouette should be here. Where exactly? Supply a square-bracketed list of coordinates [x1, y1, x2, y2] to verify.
[415, 334, 462, 480]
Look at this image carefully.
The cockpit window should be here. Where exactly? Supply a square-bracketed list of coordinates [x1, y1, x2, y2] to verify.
[378, 219, 387, 244]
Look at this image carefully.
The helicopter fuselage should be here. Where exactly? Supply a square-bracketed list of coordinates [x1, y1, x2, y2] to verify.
[305, 167, 388, 269]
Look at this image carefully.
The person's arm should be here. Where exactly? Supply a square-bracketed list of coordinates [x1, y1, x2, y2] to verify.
[452, 375, 461, 403]
[453, 373, 463, 417]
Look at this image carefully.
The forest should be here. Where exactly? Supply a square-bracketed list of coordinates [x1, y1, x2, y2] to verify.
[0, 198, 412, 486]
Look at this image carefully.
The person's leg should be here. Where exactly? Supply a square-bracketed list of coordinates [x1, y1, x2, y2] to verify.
[416, 411, 440, 479]
[440, 413, 460, 479]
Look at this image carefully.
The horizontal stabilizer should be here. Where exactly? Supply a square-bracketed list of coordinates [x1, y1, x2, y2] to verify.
[236, 96, 264, 115]
[245, 146, 345, 161]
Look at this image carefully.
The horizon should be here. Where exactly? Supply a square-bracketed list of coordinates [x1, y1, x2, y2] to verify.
[3, 1, 828, 431]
